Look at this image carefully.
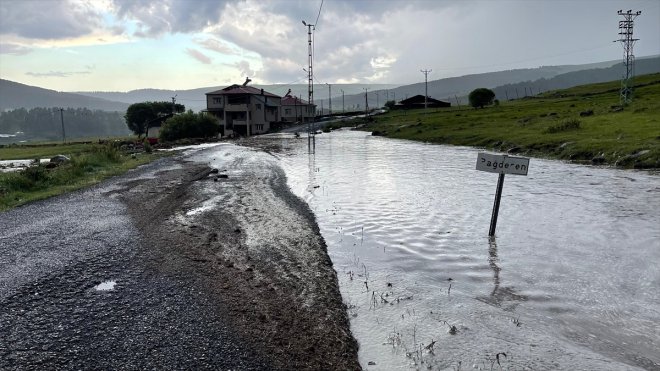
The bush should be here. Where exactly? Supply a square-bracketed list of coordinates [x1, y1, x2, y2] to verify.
[143, 140, 153, 153]
[159, 111, 220, 142]
[545, 119, 581, 133]
[469, 88, 496, 108]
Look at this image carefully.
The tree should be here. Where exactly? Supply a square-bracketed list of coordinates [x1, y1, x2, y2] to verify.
[384, 100, 396, 110]
[468, 88, 496, 109]
[159, 111, 220, 142]
[124, 101, 184, 137]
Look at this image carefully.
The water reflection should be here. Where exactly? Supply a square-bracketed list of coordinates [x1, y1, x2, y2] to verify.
[488, 237, 501, 297]
[478, 237, 527, 311]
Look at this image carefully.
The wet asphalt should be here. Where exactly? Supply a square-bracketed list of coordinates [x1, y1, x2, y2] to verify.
[0, 159, 270, 370]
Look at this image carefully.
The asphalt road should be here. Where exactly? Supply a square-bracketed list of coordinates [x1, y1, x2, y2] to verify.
[0, 158, 271, 370]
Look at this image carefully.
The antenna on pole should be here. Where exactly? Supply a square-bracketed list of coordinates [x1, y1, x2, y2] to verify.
[303, 20, 316, 153]
[420, 69, 432, 111]
[615, 9, 642, 105]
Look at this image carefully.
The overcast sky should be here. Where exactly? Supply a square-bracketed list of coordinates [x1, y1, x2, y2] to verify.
[0, 0, 658, 92]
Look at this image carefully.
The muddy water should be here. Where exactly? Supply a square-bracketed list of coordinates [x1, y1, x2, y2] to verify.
[266, 130, 660, 370]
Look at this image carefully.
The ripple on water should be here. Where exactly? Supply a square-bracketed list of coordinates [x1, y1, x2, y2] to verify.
[272, 130, 660, 370]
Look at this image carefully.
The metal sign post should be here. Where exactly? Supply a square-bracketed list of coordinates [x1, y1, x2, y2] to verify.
[476, 152, 530, 236]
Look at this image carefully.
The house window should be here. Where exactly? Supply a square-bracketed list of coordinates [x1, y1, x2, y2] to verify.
[212, 97, 222, 104]
[256, 103, 262, 110]
[256, 124, 264, 131]
[285, 108, 292, 115]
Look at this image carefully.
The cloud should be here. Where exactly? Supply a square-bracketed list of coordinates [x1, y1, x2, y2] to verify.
[0, 43, 32, 55]
[26, 70, 92, 78]
[0, 0, 103, 40]
[194, 37, 237, 55]
[206, 0, 462, 84]
[111, 0, 232, 36]
[185, 48, 212, 64]
[25, 64, 95, 78]
[210, 1, 295, 60]
[234, 60, 255, 78]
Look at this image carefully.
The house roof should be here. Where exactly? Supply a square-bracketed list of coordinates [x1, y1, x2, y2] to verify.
[399, 95, 449, 105]
[281, 95, 313, 106]
[206, 84, 280, 98]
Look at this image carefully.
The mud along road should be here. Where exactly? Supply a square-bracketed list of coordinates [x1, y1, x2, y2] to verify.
[0, 144, 359, 370]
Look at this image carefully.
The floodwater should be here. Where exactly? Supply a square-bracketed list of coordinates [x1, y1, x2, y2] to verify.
[262, 130, 659, 370]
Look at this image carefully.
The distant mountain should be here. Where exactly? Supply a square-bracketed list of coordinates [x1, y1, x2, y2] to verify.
[4, 55, 659, 113]
[0, 79, 129, 112]
[73, 84, 398, 112]
[489, 56, 660, 101]
[340, 56, 660, 109]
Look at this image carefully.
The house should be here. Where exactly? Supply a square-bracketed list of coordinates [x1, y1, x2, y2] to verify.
[205, 80, 281, 137]
[395, 95, 451, 109]
[280, 94, 316, 123]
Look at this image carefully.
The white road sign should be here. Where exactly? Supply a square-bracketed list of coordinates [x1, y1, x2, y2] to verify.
[476, 152, 530, 176]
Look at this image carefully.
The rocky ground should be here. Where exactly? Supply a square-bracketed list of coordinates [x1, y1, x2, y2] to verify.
[0, 144, 360, 370]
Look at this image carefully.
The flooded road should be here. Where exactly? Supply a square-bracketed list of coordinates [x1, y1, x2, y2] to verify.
[255, 130, 659, 370]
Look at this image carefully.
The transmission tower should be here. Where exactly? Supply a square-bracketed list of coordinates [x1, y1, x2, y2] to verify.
[615, 9, 641, 105]
[420, 69, 432, 110]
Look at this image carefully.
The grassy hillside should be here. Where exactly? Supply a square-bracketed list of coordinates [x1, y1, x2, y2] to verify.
[357, 73, 660, 169]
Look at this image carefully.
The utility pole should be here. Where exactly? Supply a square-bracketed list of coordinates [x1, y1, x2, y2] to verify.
[363, 88, 369, 117]
[420, 69, 432, 110]
[376, 91, 379, 108]
[616, 9, 642, 105]
[341, 89, 345, 113]
[326, 83, 332, 115]
[303, 20, 315, 152]
[59, 108, 66, 143]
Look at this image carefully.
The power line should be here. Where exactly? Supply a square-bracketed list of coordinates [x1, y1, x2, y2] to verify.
[314, 0, 324, 29]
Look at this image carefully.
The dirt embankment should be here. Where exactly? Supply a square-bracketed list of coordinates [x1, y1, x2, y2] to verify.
[116, 149, 360, 370]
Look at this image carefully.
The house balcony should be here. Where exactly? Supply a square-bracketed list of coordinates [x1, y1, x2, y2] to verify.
[226, 104, 249, 111]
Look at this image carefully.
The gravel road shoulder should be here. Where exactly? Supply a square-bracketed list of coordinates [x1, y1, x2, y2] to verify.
[114, 145, 360, 369]
[0, 144, 360, 370]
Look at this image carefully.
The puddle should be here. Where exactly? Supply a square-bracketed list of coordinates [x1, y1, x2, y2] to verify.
[185, 195, 226, 216]
[94, 280, 117, 291]
[0, 159, 50, 173]
[271, 130, 660, 370]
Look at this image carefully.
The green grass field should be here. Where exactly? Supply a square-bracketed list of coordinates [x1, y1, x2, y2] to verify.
[0, 141, 166, 211]
[357, 73, 660, 169]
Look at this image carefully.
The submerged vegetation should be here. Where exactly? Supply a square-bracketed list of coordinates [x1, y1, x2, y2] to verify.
[355, 73, 660, 169]
[0, 141, 166, 211]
